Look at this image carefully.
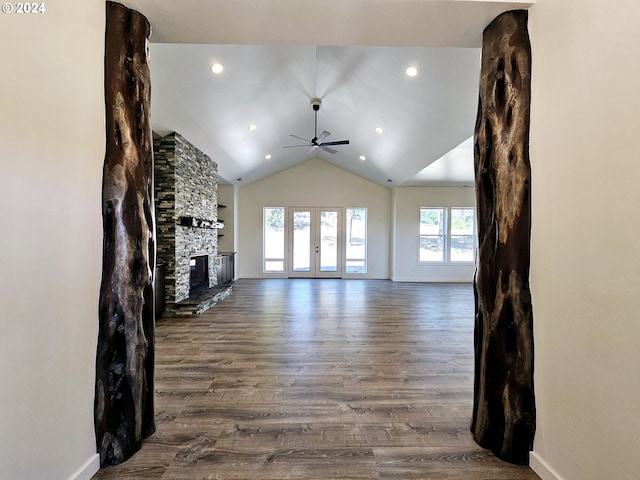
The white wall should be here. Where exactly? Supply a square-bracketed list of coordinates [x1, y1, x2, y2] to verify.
[238, 158, 391, 279]
[0, 1, 104, 479]
[393, 186, 476, 282]
[529, 1, 640, 479]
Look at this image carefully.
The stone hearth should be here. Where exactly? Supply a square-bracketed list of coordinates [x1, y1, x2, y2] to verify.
[172, 283, 234, 316]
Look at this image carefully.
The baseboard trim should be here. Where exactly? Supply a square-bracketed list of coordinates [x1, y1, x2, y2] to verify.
[530, 451, 563, 480]
[70, 454, 100, 480]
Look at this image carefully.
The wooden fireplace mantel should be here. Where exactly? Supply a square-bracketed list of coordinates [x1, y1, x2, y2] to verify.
[179, 216, 224, 229]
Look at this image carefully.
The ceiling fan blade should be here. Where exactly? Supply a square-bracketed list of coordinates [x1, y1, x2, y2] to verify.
[283, 144, 311, 148]
[319, 140, 350, 146]
[289, 134, 310, 142]
[320, 146, 338, 154]
[316, 130, 331, 143]
[306, 145, 319, 155]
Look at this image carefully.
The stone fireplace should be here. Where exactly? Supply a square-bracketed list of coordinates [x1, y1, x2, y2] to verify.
[154, 132, 231, 316]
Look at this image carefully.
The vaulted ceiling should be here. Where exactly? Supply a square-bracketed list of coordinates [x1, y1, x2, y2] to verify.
[127, 0, 535, 187]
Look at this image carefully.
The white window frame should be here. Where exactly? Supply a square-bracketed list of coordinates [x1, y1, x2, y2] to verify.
[419, 206, 476, 264]
[263, 206, 286, 273]
[345, 207, 367, 274]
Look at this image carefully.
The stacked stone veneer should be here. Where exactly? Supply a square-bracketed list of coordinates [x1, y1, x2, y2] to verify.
[154, 132, 218, 306]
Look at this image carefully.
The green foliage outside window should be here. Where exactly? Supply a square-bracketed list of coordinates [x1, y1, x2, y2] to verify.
[265, 207, 284, 231]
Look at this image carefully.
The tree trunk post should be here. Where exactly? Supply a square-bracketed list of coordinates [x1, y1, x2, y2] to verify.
[471, 9, 535, 465]
[95, 1, 156, 467]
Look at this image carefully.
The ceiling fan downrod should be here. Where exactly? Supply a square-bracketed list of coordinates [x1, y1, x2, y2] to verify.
[311, 98, 322, 143]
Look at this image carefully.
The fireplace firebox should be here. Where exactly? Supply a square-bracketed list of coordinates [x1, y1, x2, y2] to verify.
[189, 255, 209, 295]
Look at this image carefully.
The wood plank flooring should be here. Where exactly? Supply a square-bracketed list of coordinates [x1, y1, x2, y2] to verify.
[92, 279, 540, 480]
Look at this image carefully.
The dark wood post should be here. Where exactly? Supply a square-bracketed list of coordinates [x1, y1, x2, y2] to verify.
[95, 1, 156, 466]
[471, 10, 535, 465]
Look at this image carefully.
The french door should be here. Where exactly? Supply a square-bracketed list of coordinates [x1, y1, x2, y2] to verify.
[289, 207, 342, 277]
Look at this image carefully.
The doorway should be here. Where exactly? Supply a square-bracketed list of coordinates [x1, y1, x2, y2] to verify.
[289, 207, 342, 278]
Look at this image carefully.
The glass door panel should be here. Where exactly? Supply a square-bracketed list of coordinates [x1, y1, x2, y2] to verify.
[292, 210, 311, 272]
[319, 210, 338, 272]
[289, 207, 342, 278]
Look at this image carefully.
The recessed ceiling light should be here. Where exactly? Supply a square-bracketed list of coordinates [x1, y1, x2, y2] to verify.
[359, 155, 366, 161]
[406, 66, 418, 77]
[265, 154, 272, 160]
[248, 124, 257, 131]
[211, 63, 224, 74]
[375, 127, 384, 134]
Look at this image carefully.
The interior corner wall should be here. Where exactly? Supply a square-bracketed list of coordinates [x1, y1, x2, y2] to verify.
[217, 184, 236, 256]
[0, 1, 104, 479]
[237, 158, 391, 279]
[529, 1, 640, 479]
[393, 186, 476, 282]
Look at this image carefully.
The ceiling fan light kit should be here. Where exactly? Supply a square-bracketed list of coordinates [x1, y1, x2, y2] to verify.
[283, 97, 350, 155]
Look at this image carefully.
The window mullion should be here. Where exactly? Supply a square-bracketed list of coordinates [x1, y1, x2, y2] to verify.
[445, 207, 450, 263]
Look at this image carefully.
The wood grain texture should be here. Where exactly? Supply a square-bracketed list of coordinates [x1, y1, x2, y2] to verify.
[472, 9, 535, 465]
[93, 279, 539, 479]
[95, 1, 156, 467]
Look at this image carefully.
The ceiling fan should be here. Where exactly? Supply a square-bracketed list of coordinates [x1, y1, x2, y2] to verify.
[284, 98, 350, 154]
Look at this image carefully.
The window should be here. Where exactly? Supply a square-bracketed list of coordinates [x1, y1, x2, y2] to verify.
[419, 207, 476, 263]
[345, 208, 367, 273]
[263, 207, 285, 272]
[450, 207, 475, 262]
[419, 208, 445, 262]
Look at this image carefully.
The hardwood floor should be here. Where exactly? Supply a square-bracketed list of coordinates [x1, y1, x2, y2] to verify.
[92, 279, 539, 480]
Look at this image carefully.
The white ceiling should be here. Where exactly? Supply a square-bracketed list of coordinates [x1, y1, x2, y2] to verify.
[127, 0, 534, 187]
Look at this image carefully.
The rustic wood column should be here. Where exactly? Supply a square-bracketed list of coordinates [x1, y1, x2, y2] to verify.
[471, 10, 535, 465]
[95, 1, 156, 466]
